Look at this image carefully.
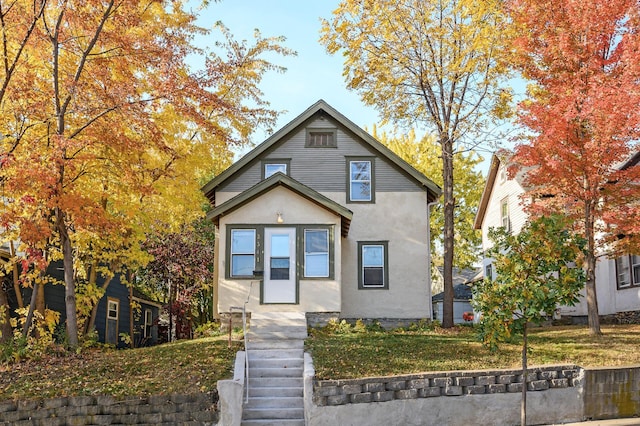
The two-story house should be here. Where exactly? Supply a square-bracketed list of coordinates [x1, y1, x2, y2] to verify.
[474, 152, 640, 321]
[202, 100, 441, 323]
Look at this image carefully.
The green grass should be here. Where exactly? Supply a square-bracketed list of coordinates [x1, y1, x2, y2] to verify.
[305, 324, 640, 380]
[3, 324, 640, 401]
[0, 335, 243, 400]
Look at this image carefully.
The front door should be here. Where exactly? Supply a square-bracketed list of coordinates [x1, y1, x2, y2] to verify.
[263, 227, 297, 304]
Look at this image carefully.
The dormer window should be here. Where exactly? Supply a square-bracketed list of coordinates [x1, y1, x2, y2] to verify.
[262, 159, 290, 179]
[306, 128, 337, 148]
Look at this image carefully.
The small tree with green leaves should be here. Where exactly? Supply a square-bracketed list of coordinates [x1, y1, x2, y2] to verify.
[472, 214, 585, 426]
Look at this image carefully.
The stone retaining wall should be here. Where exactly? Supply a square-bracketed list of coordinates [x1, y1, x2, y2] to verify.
[0, 392, 218, 426]
[313, 365, 580, 407]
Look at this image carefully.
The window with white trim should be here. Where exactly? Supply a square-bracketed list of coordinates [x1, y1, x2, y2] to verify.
[144, 309, 153, 338]
[107, 300, 119, 320]
[304, 229, 329, 277]
[501, 197, 510, 232]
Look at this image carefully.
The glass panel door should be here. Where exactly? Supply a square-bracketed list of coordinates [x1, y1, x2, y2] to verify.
[263, 228, 297, 303]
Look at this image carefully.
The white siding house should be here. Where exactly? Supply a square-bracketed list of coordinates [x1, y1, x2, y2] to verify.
[474, 152, 640, 320]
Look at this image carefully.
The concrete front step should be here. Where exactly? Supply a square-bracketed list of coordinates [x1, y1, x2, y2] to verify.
[245, 396, 303, 409]
[248, 386, 303, 398]
[243, 407, 304, 420]
[250, 367, 304, 378]
[249, 377, 303, 388]
[249, 357, 303, 369]
[247, 339, 304, 350]
[241, 419, 304, 426]
[249, 323, 308, 332]
[246, 330, 308, 340]
[248, 348, 304, 360]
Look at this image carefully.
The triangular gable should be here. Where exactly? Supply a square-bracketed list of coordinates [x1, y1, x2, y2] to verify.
[206, 172, 353, 237]
[201, 99, 441, 203]
[473, 154, 501, 230]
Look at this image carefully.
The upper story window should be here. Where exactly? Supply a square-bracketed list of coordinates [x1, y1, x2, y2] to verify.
[262, 159, 290, 179]
[499, 165, 507, 184]
[347, 157, 375, 203]
[500, 197, 510, 232]
[306, 128, 337, 148]
[616, 254, 640, 289]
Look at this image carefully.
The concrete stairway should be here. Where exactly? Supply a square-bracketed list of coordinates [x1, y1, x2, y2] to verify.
[242, 312, 307, 426]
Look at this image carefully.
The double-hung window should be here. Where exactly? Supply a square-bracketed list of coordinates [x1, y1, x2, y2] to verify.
[358, 241, 388, 289]
[304, 229, 329, 278]
[348, 158, 374, 203]
[616, 254, 640, 289]
[500, 197, 510, 232]
[230, 229, 256, 277]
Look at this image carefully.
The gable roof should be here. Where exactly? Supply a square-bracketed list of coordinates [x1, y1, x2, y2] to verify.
[475, 149, 640, 230]
[206, 172, 353, 237]
[201, 99, 441, 203]
[473, 151, 528, 230]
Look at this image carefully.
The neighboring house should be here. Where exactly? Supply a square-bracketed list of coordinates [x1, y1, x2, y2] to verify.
[431, 267, 481, 324]
[202, 100, 441, 322]
[3, 253, 160, 348]
[474, 152, 640, 320]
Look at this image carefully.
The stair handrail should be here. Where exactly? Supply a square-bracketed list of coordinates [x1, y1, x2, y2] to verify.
[229, 280, 254, 404]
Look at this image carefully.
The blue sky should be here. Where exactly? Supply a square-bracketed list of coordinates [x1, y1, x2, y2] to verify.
[194, 1, 383, 145]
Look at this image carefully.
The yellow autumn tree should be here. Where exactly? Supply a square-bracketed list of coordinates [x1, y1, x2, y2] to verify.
[0, 1, 293, 348]
[372, 127, 484, 271]
[322, 0, 512, 327]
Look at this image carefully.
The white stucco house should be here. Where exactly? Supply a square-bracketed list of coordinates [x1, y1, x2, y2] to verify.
[202, 100, 441, 323]
[474, 152, 640, 321]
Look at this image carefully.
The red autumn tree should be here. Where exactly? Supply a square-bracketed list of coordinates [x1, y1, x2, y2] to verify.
[509, 0, 640, 335]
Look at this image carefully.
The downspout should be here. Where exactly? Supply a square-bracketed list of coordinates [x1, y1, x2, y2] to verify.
[426, 200, 439, 321]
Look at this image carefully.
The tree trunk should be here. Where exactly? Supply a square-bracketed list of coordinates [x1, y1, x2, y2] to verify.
[521, 323, 528, 426]
[0, 286, 12, 342]
[85, 275, 113, 335]
[584, 201, 601, 335]
[57, 209, 79, 348]
[22, 280, 38, 338]
[9, 241, 23, 309]
[441, 136, 455, 328]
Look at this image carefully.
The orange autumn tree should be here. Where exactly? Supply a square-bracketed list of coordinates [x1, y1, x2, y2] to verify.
[0, 1, 292, 348]
[509, 0, 640, 335]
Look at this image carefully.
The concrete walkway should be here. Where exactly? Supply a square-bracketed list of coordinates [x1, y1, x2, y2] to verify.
[548, 419, 640, 425]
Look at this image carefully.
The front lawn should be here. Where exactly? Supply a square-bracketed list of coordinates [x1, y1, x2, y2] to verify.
[305, 323, 640, 380]
[0, 335, 243, 400]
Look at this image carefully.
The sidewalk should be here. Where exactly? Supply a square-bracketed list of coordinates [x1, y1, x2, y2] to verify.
[548, 419, 640, 425]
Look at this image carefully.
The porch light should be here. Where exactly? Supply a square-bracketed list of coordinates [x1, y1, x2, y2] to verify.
[276, 212, 284, 223]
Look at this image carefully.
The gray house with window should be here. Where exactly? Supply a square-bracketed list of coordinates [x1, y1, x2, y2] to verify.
[202, 100, 441, 321]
